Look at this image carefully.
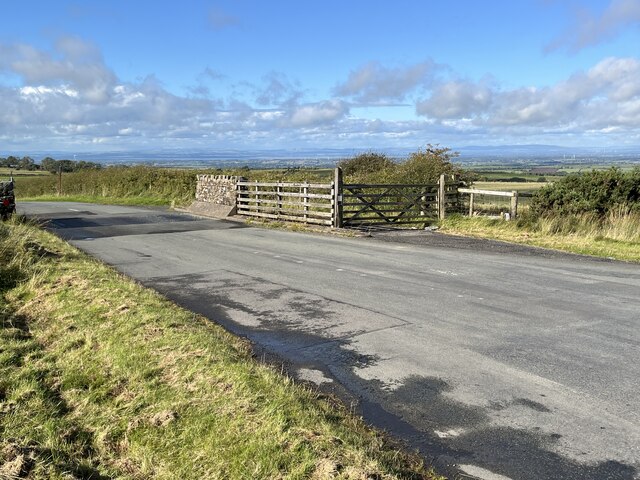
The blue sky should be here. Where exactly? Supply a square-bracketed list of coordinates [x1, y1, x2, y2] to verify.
[1, 0, 640, 154]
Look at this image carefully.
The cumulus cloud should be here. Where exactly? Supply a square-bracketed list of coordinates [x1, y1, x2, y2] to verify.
[3, 36, 640, 151]
[0, 38, 356, 150]
[285, 100, 349, 128]
[0, 37, 116, 104]
[416, 80, 493, 119]
[416, 57, 640, 135]
[334, 60, 439, 103]
[546, 0, 640, 53]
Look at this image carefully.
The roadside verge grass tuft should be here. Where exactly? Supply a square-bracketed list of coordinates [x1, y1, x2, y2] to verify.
[439, 213, 640, 262]
[0, 219, 442, 479]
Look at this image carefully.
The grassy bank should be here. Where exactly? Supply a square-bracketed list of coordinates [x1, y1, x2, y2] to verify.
[439, 213, 640, 262]
[0, 220, 440, 479]
[13, 167, 199, 206]
[14, 166, 335, 207]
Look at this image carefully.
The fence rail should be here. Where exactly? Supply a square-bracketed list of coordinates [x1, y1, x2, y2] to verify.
[230, 170, 532, 228]
[458, 188, 533, 218]
[341, 175, 462, 227]
[342, 184, 437, 226]
[236, 180, 334, 226]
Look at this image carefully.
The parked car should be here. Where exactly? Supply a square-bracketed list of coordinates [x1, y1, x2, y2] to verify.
[0, 176, 15, 220]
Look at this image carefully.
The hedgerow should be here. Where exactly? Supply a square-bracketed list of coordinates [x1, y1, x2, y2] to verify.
[530, 167, 640, 216]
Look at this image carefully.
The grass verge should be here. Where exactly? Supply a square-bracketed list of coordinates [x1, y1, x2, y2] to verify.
[439, 214, 640, 263]
[0, 219, 441, 479]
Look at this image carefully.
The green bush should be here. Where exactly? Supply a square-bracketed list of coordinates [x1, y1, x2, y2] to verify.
[337, 152, 396, 182]
[530, 167, 640, 216]
[339, 146, 469, 185]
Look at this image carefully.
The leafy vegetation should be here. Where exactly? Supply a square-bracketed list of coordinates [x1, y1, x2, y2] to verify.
[443, 167, 640, 262]
[0, 156, 102, 172]
[0, 156, 38, 171]
[530, 167, 640, 216]
[0, 219, 442, 479]
[16, 166, 201, 206]
[39, 157, 103, 173]
[338, 146, 469, 184]
[15, 166, 339, 206]
[337, 152, 396, 180]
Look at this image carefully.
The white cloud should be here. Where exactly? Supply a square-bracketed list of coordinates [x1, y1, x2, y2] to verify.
[2, 36, 640, 151]
[334, 60, 439, 103]
[546, 0, 640, 53]
[416, 57, 640, 135]
[286, 100, 349, 128]
[0, 37, 116, 104]
[416, 80, 493, 119]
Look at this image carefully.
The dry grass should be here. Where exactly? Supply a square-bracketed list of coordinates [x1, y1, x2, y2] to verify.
[440, 210, 640, 262]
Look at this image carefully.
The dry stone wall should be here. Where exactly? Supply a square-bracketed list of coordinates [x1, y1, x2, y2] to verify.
[195, 175, 242, 206]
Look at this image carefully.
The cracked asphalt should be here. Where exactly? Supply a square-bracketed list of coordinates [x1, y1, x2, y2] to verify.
[20, 202, 640, 480]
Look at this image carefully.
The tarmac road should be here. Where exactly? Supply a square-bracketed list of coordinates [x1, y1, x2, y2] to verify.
[20, 202, 640, 480]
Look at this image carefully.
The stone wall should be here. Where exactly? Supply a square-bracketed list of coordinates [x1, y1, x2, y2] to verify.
[195, 175, 241, 206]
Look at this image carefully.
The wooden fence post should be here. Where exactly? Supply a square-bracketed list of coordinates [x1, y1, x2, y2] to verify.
[469, 192, 475, 217]
[303, 184, 309, 223]
[438, 174, 446, 220]
[333, 167, 343, 228]
[276, 185, 282, 218]
[510, 191, 518, 219]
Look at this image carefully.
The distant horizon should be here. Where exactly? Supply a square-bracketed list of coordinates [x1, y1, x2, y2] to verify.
[5, 143, 640, 158]
[4, 143, 639, 170]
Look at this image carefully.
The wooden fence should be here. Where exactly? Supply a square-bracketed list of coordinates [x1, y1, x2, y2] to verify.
[234, 170, 528, 228]
[236, 181, 334, 226]
[458, 188, 533, 219]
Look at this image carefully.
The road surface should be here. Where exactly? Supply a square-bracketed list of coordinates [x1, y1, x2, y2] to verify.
[20, 202, 640, 480]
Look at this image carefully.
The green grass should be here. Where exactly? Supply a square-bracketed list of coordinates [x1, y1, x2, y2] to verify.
[472, 181, 548, 192]
[439, 213, 640, 262]
[0, 168, 50, 178]
[0, 219, 441, 479]
[14, 166, 335, 207]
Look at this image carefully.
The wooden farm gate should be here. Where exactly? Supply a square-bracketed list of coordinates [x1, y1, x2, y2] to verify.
[232, 170, 463, 228]
[340, 174, 461, 227]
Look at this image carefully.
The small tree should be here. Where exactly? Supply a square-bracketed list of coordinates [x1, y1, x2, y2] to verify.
[17, 156, 36, 171]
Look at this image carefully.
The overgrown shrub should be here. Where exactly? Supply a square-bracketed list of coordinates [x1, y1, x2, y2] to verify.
[394, 146, 467, 184]
[530, 167, 640, 216]
[337, 152, 396, 182]
[339, 145, 469, 184]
